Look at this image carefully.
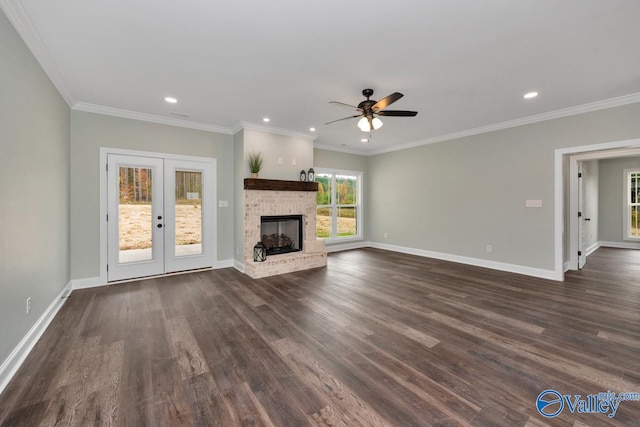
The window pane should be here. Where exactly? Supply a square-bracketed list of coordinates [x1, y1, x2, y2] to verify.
[336, 175, 356, 205]
[175, 171, 203, 256]
[316, 207, 332, 238]
[632, 206, 639, 237]
[118, 166, 153, 263]
[316, 173, 332, 205]
[337, 207, 356, 237]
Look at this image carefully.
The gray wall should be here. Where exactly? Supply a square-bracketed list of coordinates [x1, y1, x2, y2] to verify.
[367, 103, 640, 271]
[0, 10, 70, 364]
[243, 128, 314, 181]
[599, 156, 640, 244]
[70, 110, 234, 280]
[314, 149, 367, 173]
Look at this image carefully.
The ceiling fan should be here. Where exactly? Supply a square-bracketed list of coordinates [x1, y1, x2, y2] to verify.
[325, 88, 418, 132]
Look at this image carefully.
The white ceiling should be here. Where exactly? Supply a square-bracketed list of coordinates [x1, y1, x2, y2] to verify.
[5, 0, 640, 154]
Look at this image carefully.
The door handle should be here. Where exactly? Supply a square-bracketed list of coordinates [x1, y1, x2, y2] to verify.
[585, 218, 591, 221]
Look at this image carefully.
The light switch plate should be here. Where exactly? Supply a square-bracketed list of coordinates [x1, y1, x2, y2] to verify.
[525, 199, 542, 208]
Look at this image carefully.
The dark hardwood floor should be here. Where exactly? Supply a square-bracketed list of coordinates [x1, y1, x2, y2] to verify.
[1, 247, 640, 426]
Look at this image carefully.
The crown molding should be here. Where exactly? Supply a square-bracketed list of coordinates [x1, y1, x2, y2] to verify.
[72, 102, 233, 134]
[313, 142, 369, 156]
[232, 121, 317, 141]
[0, 0, 76, 106]
[367, 92, 640, 156]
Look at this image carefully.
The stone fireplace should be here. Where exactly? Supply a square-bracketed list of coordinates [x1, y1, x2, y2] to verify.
[244, 179, 327, 278]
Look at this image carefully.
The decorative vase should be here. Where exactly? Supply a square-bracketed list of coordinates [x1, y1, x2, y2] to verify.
[251, 172, 259, 178]
[299, 170, 307, 181]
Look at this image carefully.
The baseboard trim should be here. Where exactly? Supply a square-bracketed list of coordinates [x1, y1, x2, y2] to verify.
[585, 242, 601, 257]
[233, 259, 245, 273]
[214, 259, 234, 269]
[70, 276, 103, 290]
[369, 242, 562, 281]
[564, 261, 571, 272]
[326, 240, 370, 253]
[599, 241, 640, 250]
[0, 281, 72, 396]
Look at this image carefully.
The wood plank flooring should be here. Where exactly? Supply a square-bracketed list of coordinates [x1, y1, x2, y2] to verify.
[1, 247, 640, 426]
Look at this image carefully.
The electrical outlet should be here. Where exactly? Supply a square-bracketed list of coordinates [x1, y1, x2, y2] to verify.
[486, 244, 492, 253]
[26, 297, 31, 314]
[291, 158, 296, 166]
[384, 232, 388, 238]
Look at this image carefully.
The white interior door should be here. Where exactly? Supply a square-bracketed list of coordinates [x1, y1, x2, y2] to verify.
[107, 153, 215, 281]
[107, 155, 165, 281]
[578, 162, 587, 269]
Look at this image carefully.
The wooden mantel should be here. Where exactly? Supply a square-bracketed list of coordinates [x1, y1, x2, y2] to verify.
[244, 178, 318, 192]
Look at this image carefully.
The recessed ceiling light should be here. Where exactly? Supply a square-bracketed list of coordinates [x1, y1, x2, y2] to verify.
[164, 97, 178, 104]
[524, 91, 538, 99]
[361, 138, 368, 143]
[309, 127, 316, 132]
[263, 117, 270, 123]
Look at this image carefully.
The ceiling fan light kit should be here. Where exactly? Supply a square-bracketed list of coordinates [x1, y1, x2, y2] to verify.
[357, 116, 383, 132]
[326, 88, 418, 137]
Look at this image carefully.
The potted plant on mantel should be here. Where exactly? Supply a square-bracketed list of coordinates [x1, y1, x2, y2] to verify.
[248, 152, 263, 178]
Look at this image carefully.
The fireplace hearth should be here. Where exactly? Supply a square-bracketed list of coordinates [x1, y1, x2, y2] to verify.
[261, 215, 302, 255]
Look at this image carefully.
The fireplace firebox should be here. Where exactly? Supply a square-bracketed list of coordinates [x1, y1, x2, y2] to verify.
[260, 215, 303, 255]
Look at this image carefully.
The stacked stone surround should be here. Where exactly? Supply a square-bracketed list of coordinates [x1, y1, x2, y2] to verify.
[244, 188, 327, 279]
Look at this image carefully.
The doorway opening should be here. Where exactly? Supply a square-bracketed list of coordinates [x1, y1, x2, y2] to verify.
[555, 139, 640, 279]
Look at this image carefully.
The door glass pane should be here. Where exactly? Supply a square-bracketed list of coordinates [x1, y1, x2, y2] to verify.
[316, 207, 332, 238]
[337, 207, 356, 237]
[632, 206, 639, 237]
[118, 166, 153, 263]
[175, 171, 203, 256]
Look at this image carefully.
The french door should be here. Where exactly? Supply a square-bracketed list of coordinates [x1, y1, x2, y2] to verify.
[107, 154, 215, 281]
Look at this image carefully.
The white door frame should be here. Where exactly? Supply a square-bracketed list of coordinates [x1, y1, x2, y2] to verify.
[577, 161, 587, 269]
[554, 138, 640, 279]
[100, 147, 217, 284]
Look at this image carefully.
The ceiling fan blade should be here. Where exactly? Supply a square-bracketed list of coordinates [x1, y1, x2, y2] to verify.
[376, 110, 418, 117]
[325, 114, 362, 125]
[329, 101, 360, 111]
[372, 92, 403, 111]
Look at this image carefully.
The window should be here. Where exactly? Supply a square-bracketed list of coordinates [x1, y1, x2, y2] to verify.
[624, 169, 640, 240]
[315, 169, 362, 241]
